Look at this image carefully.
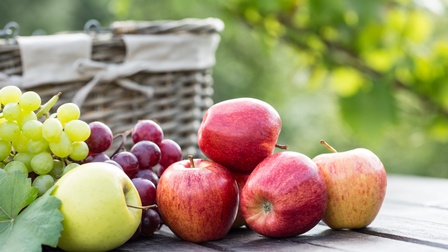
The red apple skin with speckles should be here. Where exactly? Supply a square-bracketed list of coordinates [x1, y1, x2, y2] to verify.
[197, 98, 282, 174]
[313, 148, 387, 229]
[156, 158, 239, 243]
[240, 151, 327, 238]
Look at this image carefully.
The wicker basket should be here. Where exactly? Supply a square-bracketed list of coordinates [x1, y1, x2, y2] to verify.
[0, 18, 223, 157]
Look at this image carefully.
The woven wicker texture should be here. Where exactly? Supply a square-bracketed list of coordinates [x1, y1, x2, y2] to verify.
[0, 18, 223, 158]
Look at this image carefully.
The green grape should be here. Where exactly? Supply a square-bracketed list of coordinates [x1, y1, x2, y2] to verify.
[42, 118, 63, 142]
[4, 161, 28, 175]
[31, 152, 54, 175]
[28, 138, 49, 154]
[14, 152, 34, 172]
[48, 159, 64, 179]
[62, 162, 79, 175]
[19, 91, 41, 111]
[64, 120, 91, 142]
[32, 174, 54, 196]
[22, 120, 43, 140]
[69, 141, 89, 161]
[0, 85, 22, 105]
[0, 139, 12, 161]
[18, 110, 37, 128]
[49, 132, 73, 158]
[57, 103, 80, 124]
[12, 132, 30, 153]
[3, 102, 21, 121]
[0, 121, 20, 141]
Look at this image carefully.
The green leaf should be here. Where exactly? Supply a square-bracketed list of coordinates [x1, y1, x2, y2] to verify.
[339, 78, 397, 143]
[0, 169, 37, 223]
[0, 170, 63, 252]
[330, 67, 364, 97]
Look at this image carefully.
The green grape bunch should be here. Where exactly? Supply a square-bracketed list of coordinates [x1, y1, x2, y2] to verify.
[0, 85, 90, 196]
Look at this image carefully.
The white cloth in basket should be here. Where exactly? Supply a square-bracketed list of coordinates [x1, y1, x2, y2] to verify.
[17, 33, 92, 88]
[72, 32, 221, 105]
[123, 33, 220, 71]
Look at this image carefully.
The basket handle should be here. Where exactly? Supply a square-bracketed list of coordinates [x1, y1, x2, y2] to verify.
[111, 18, 224, 35]
[0, 22, 20, 44]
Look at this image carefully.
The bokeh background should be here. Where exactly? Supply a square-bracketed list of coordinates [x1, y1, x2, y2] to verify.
[2, 0, 447, 177]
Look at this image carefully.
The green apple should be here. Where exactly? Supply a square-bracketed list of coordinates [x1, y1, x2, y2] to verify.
[52, 162, 142, 252]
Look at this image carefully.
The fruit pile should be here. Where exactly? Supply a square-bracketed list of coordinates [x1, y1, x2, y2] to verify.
[155, 97, 388, 242]
[0, 85, 387, 252]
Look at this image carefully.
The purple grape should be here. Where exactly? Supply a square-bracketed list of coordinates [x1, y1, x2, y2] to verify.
[85, 121, 113, 153]
[130, 140, 161, 169]
[82, 152, 110, 163]
[131, 178, 157, 206]
[141, 209, 162, 237]
[132, 120, 164, 145]
[111, 151, 139, 178]
[154, 164, 167, 177]
[135, 169, 159, 187]
[158, 139, 182, 168]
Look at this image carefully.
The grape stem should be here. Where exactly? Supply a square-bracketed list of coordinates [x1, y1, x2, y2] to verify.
[127, 204, 158, 210]
[110, 128, 133, 157]
[275, 143, 288, 150]
[36, 92, 61, 118]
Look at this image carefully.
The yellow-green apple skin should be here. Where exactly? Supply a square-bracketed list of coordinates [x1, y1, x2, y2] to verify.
[313, 148, 387, 229]
[52, 162, 142, 252]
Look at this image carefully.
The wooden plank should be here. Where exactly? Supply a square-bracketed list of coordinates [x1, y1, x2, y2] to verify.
[203, 226, 340, 252]
[118, 222, 448, 252]
[386, 175, 448, 207]
[291, 224, 447, 252]
[351, 175, 448, 249]
[355, 201, 448, 249]
[116, 226, 219, 251]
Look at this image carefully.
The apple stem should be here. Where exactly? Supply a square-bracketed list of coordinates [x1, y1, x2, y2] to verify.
[188, 155, 195, 168]
[275, 143, 288, 150]
[320, 140, 338, 153]
[127, 204, 158, 210]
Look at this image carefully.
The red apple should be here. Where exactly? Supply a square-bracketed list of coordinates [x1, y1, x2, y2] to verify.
[313, 141, 387, 229]
[156, 156, 239, 243]
[240, 151, 327, 238]
[231, 172, 250, 229]
[198, 98, 282, 174]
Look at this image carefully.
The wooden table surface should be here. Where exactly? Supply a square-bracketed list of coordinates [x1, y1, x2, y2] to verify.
[115, 174, 448, 252]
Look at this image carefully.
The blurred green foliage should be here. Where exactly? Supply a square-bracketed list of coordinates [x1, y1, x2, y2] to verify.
[1, 0, 448, 177]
